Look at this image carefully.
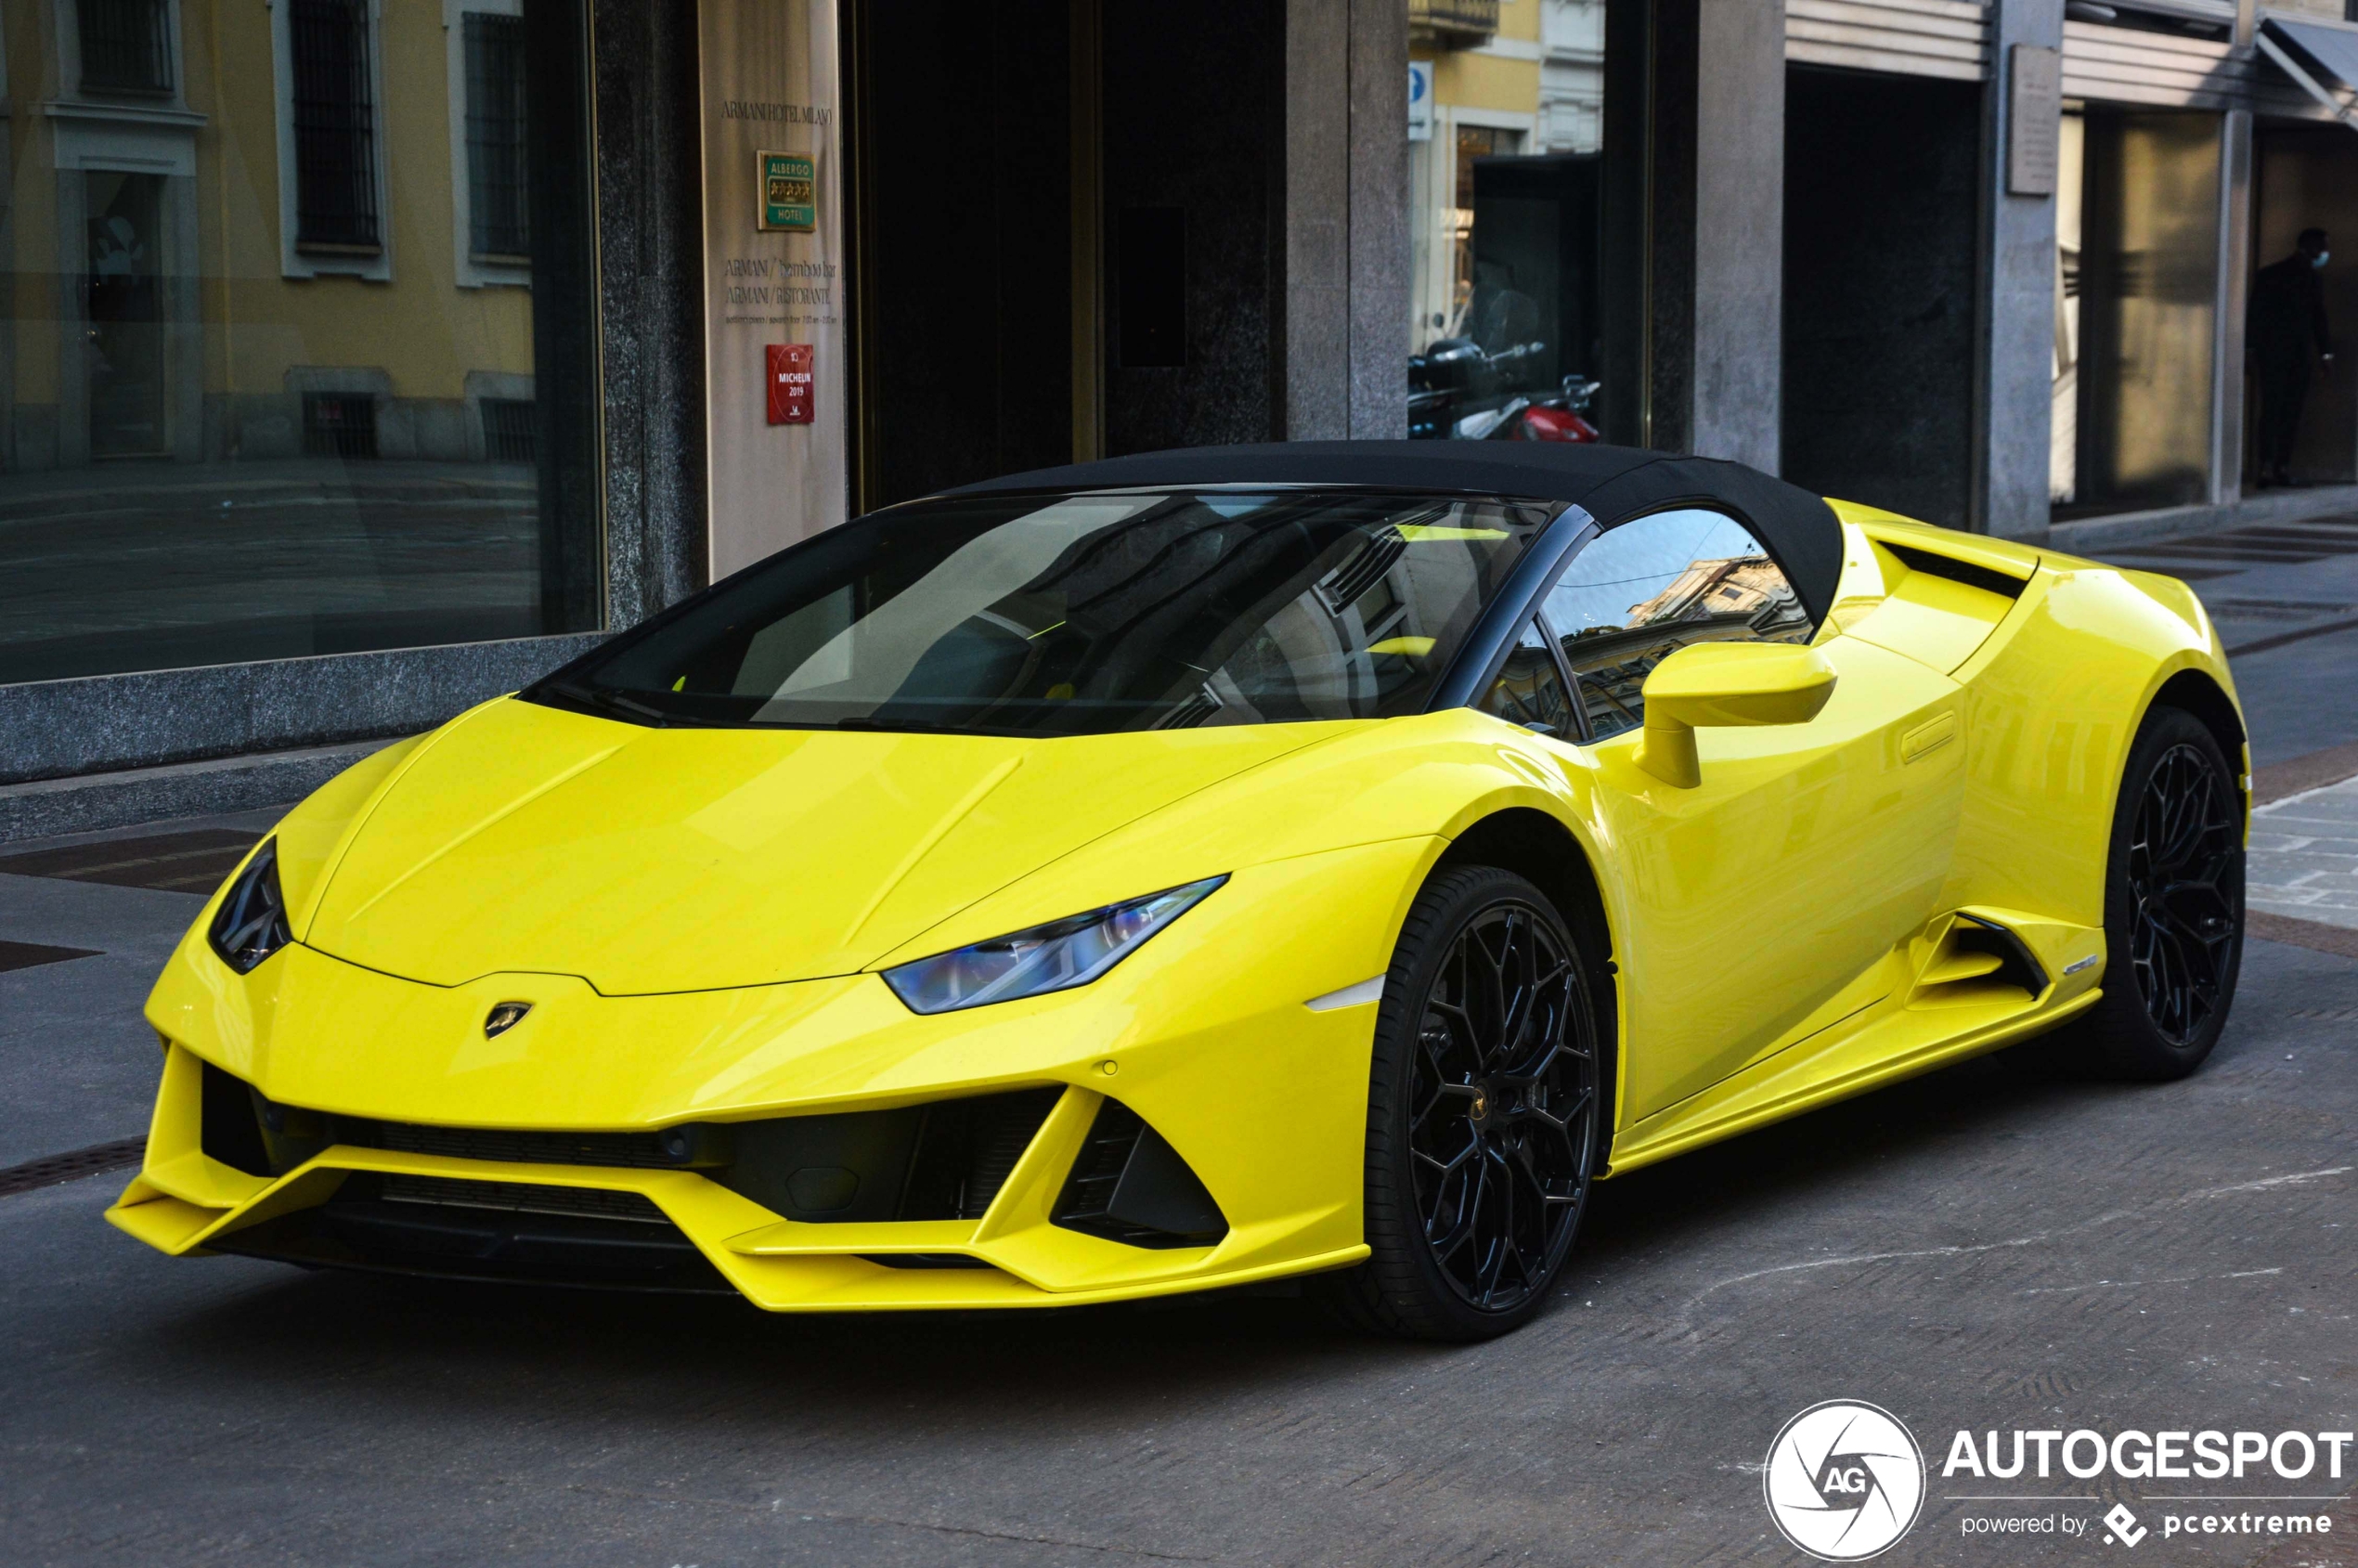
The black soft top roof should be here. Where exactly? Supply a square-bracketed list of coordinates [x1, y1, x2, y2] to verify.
[957, 440, 1846, 626]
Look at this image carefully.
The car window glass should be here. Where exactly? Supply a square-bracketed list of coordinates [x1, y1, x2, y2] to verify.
[1542, 508, 1814, 740]
[1478, 620, 1574, 738]
[537, 489, 1549, 735]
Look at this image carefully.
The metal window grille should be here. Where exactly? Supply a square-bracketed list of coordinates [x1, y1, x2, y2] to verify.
[464, 14, 531, 261]
[479, 398, 537, 462]
[302, 393, 378, 458]
[78, 0, 175, 92]
[291, 0, 381, 252]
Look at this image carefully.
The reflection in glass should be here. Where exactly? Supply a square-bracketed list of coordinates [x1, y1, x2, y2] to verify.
[2067, 110, 2221, 516]
[2, 0, 599, 685]
[2051, 111, 2085, 504]
[1480, 620, 1574, 737]
[79, 0, 176, 93]
[541, 491, 1551, 735]
[1406, 3, 1608, 445]
[84, 172, 168, 458]
[1542, 510, 1814, 740]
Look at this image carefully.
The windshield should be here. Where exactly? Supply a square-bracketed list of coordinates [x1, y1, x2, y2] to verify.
[531, 488, 1554, 735]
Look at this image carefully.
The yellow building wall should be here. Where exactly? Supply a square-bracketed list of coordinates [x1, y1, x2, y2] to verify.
[6, 0, 531, 420]
[1430, 48, 1540, 111]
[179, 0, 534, 404]
[1420, 0, 1543, 116]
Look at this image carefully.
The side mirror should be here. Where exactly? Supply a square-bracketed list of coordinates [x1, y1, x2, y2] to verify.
[1635, 642, 1837, 787]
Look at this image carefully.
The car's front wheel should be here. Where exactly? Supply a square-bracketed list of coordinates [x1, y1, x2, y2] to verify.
[1327, 866, 1602, 1341]
[2077, 705, 2245, 1080]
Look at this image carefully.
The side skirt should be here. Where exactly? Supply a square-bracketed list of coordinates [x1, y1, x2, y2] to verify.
[1604, 979, 2102, 1177]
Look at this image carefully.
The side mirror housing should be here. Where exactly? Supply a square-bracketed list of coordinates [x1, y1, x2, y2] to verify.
[1635, 642, 1837, 787]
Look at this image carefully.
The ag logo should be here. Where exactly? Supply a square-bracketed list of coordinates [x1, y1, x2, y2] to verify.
[482, 1001, 533, 1038]
[1763, 1400, 1926, 1561]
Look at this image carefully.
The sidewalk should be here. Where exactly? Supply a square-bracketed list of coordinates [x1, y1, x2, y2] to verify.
[0, 810, 278, 1168]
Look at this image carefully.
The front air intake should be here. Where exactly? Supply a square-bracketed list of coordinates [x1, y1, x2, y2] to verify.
[191, 1063, 1064, 1226]
[711, 1087, 1061, 1223]
[375, 1173, 670, 1225]
[357, 1121, 709, 1170]
[210, 1173, 729, 1292]
[1052, 1101, 1227, 1250]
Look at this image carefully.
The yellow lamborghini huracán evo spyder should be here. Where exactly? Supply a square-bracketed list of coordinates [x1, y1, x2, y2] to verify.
[112, 443, 2247, 1340]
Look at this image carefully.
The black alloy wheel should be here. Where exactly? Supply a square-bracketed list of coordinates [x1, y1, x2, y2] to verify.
[2127, 741, 2239, 1045]
[2077, 706, 2244, 1080]
[1328, 865, 1603, 1340]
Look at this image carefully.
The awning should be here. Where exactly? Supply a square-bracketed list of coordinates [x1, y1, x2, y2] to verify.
[2258, 14, 2358, 132]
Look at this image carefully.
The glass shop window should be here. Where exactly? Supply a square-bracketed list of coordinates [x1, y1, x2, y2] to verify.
[2052, 109, 2222, 516]
[1542, 510, 1814, 740]
[1, 0, 602, 684]
[1408, 0, 1608, 445]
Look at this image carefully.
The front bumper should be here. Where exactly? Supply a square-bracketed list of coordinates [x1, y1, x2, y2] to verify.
[110, 1047, 1370, 1308]
[109, 840, 1431, 1308]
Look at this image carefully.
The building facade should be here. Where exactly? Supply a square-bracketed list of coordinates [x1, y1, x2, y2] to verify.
[4, 0, 2356, 828]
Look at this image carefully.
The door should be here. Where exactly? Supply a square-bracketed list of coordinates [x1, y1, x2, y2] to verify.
[84, 172, 169, 458]
[1486, 509, 1968, 1119]
[2070, 110, 2222, 515]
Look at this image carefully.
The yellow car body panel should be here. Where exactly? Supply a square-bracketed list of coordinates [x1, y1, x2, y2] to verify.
[110, 496, 2246, 1312]
[298, 700, 1346, 993]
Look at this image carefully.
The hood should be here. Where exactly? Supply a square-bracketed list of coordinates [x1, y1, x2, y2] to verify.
[299, 698, 1341, 994]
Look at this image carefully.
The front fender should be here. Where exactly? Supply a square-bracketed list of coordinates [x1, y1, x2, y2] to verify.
[870, 708, 1621, 971]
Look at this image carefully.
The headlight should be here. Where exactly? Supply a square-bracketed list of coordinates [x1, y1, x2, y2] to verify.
[882, 876, 1226, 1015]
[209, 838, 293, 974]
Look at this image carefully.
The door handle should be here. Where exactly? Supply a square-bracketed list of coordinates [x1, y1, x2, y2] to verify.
[1901, 712, 1959, 763]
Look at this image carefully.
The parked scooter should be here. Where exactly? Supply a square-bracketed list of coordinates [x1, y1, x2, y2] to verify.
[1458, 376, 1602, 443]
[1407, 337, 1551, 440]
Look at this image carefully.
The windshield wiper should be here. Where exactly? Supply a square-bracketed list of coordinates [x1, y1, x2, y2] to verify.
[829, 716, 949, 733]
[544, 680, 696, 726]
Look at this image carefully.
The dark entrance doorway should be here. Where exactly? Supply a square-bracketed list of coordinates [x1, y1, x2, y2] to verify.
[848, 0, 1283, 509]
[2251, 123, 2358, 487]
[1781, 66, 1981, 528]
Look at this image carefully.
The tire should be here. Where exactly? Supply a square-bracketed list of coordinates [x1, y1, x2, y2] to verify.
[1322, 866, 1604, 1341]
[2074, 706, 2245, 1080]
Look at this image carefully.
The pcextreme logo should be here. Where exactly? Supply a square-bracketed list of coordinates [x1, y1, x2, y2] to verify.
[1763, 1400, 1928, 1561]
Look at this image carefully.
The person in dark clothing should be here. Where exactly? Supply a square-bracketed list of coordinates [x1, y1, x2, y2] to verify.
[2248, 227, 2334, 487]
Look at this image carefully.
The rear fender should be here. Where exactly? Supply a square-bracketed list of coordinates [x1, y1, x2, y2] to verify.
[1937, 558, 2242, 927]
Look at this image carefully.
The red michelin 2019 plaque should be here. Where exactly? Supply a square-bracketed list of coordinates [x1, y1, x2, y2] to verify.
[767, 343, 814, 425]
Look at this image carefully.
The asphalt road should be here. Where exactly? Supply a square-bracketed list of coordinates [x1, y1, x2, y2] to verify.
[5, 521, 2357, 1567]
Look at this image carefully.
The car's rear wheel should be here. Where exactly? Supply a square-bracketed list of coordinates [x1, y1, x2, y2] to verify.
[1326, 866, 1601, 1341]
[2076, 706, 2245, 1080]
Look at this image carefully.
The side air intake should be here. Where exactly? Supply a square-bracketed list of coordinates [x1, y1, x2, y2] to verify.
[1052, 1100, 1227, 1250]
[1882, 541, 2029, 601]
[1907, 914, 2050, 1009]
